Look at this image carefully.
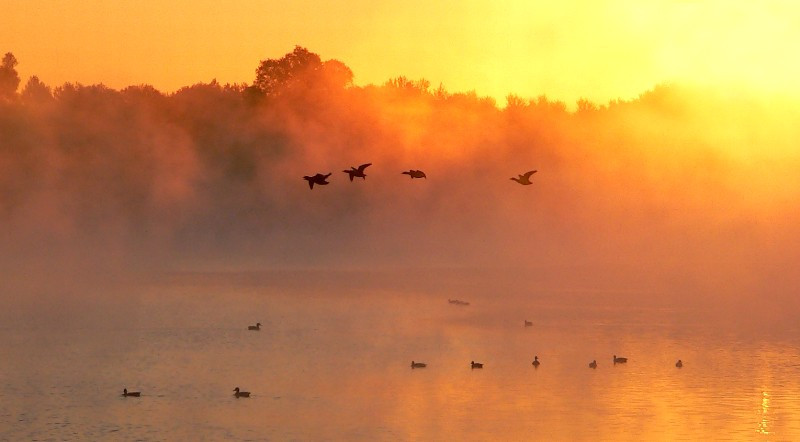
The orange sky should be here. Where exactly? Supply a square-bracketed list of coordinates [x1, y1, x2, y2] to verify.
[4, 1, 800, 104]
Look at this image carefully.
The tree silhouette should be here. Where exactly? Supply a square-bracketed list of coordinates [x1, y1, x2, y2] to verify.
[252, 46, 353, 97]
[21, 75, 53, 104]
[0, 52, 20, 100]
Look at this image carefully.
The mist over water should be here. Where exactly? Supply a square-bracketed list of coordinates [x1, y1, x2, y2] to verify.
[2, 48, 800, 439]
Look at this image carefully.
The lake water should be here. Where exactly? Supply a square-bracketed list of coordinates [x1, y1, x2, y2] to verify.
[2, 270, 799, 441]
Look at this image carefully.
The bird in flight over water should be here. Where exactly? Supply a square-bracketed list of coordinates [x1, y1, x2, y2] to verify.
[303, 172, 332, 189]
[343, 163, 372, 181]
[402, 169, 427, 179]
[511, 170, 537, 185]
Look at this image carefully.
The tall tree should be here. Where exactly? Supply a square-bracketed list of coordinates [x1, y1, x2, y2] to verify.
[0, 52, 21, 100]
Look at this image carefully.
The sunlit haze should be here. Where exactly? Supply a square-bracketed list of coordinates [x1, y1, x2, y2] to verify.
[3, 1, 800, 440]
[4, 0, 800, 104]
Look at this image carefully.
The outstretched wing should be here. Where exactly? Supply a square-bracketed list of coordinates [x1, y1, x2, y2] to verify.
[357, 163, 372, 173]
[522, 170, 537, 180]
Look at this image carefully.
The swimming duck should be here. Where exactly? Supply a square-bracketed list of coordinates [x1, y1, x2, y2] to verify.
[524, 320, 533, 327]
[589, 360, 597, 369]
[233, 387, 251, 398]
[471, 361, 484, 369]
[248, 322, 261, 331]
[343, 163, 372, 181]
[401, 169, 427, 179]
[303, 172, 332, 189]
[676, 359, 683, 368]
[511, 170, 537, 185]
[411, 361, 427, 368]
[613, 355, 628, 364]
[122, 388, 140, 397]
[532, 356, 541, 368]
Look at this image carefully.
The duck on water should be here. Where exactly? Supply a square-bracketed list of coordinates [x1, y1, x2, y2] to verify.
[233, 387, 251, 398]
[122, 388, 140, 397]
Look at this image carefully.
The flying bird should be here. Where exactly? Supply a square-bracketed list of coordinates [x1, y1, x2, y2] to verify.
[511, 170, 537, 185]
[402, 169, 427, 179]
[303, 172, 332, 189]
[343, 163, 372, 181]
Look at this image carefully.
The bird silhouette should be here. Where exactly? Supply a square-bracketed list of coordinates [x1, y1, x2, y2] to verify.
[303, 172, 332, 189]
[402, 169, 427, 179]
[676, 359, 683, 368]
[411, 361, 427, 368]
[511, 170, 537, 185]
[589, 360, 597, 369]
[248, 322, 261, 331]
[613, 355, 628, 364]
[532, 356, 541, 368]
[122, 388, 140, 397]
[343, 163, 372, 181]
[233, 387, 251, 398]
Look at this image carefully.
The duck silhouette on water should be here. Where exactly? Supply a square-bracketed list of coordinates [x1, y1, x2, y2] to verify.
[402, 169, 427, 179]
[248, 322, 261, 331]
[303, 172, 332, 189]
[411, 361, 427, 369]
[589, 360, 598, 369]
[676, 359, 683, 368]
[343, 163, 372, 181]
[122, 388, 140, 397]
[233, 387, 251, 398]
[532, 356, 541, 368]
[613, 355, 628, 364]
[471, 361, 484, 369]
[511, 170, 537, 185]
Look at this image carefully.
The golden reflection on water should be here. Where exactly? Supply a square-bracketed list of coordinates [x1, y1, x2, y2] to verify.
[759, 390, 770, 435]
[3, 282, 800, 440]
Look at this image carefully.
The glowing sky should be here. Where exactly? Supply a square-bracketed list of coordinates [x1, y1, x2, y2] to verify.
[4, 0, 799, 104]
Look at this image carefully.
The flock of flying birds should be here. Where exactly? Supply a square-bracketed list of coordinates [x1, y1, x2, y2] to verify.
[302, 163, 539, 189]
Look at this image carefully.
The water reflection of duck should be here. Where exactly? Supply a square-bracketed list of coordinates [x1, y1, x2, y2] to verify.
[122, 388, 140, 397]
[233, 387, 251, 398]
[589, 360, 597, 369]
[471, 361, 484, 369]
[248, 322, 261, 331]
[411, 361, 427, 368]
[532, 356, 540, 368]
[613, 355, 628, 364]
[676, 359, 683, 368]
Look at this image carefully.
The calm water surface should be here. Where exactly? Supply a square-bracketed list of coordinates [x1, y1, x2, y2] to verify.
[2, 273, 799, 441]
